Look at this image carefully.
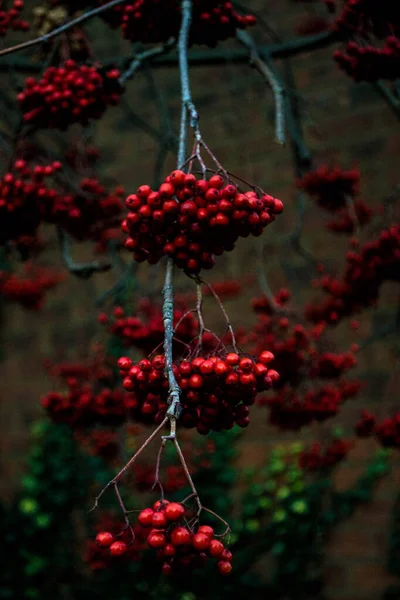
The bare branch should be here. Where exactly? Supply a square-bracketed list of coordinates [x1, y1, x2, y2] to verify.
[236, 29, 286, 145]
[119, 38, 176, 85]
[58, 228, 111, 279]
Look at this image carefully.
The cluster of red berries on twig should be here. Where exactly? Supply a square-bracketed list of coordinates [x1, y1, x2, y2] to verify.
[18, 61, 123, 129]
[243, 288, 361, 429]
[327, 199, 373, 234]
[98, 0, 255, 46]
[96, 500, 233, 576]
[0, 160, 61, 244]
[98, 300, 216, 355]
[356, 410, 400, 449]
[327, 0, 400, 81]
[298, 165, 360, 211]
[123, 170, 283, 274]
[0, 0, 29, 36]
[306, 224, 400, 325]
[0, 264, 64, 309]
[119, 351, 279, 434]
[334, 37, 400, 81]
[298, 438, 353, 471]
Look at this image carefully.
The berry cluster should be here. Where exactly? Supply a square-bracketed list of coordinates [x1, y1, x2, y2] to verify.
[96, 500, 233, 575]
[41, 381, 131, 427]
[298, 438, 353, 471]
[327, 198, 373, 234]
[0, 160, 61, 244]
[0, 264, 63, 309]
[118, 351, 278, 434]
[98, 299, 216, 355]
[74, 429, 120, 461]
[98, 0, 256, 46]
[306, 225, 400, 325]
[355, 410, 400, 449]
[334, 37, 400, 81]
[18, 61, 123, 129]
[298, 165, 360, 211]
[242, 288, 360, 429]
[0, 0, 29, 36]
[329, 0, 400, 81]
[123, 170, 283, 273]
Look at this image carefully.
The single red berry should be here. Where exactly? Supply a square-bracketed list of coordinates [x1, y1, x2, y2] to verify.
[152, 512, 168, 529]
[95, 531, 114, 548]
[163, 543, 176, 556]
[109, 541, 127, 556]
[197, 525, 214, 539]
[226, 353, 240, 366]
[209, 539, 224, 557]
[169, 170, 186, 187]
[153, 499, 169, 511]
[221, 549, 233, 561]
[147, 532, 167, 549]
[217, 560, 232, 575]
[267, 369, 280, 383]
[162, 562, 173, 576]
[170, 526, 191, 546]
[259, 351, 274, 365]
[164, 502, 185, 522]
[192, 532, 210, 551]
[117, 356, 132, 371]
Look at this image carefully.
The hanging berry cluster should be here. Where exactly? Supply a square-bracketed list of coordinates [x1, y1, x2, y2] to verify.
[298, 438, 353, 471]
[0, 160, 61, 244]
[118, 351, 278, 434]
[306, 224, 400, 325]
[0, 0, 29, 36]
[98, 0, 256, 46]
[298, 165, 360, 211]
[0, 264, 64, 309]
[328, 0, 400, 81]
[96, 500, 233, 576]
[98, 299, 216, 355]
[123, 170, 283, 274]
[356, 410, 400, 450]
[18, 61, 123, 129]
[243, 288, 361, 429]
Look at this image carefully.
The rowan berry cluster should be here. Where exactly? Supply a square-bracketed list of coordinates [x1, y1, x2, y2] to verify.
[298, 438, 353, 471]
[18, 61, 123, 129]
[74, 429, 120, 461]
[0, 160, 61, 244]
[243, 289, 360, 429]
[41, 372, 131, 427]
[298, 165, 360, 211]
[118, 351, 278, 434]
[123, 170, 283, 274]
[0, 265, 63, 309]
[0, 0, 29, 36]
[98, 0, 256, 46]
[306, 224, 400, 325]
[96, 500, 233, 576]
[327, 199, 372, 234]
[355, 410, 400, 449]
[328, 0, 400, 81]
[334, 37, 400, 81]
[98, 299, 215, 355]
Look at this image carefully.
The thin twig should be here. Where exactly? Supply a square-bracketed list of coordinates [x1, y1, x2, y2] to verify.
[89, 416, 168, 511]
[236, 29, 286, 145]
[58, 227, 111, 279]
[119, 39, 176, 85]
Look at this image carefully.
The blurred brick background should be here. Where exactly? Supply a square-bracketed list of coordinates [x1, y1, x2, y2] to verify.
[1, 1, 400, 598]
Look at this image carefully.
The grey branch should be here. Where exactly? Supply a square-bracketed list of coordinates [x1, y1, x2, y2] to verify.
[236, 29, 286, 145]
[58, 228, 111, 279]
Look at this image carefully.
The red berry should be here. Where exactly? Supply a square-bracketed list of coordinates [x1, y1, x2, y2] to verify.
[192, 532, 210, 551]
[197, 525, 214, 539]
[164, 502, 185, 521]
[209, 539, 224, 557]
[170, 526, 191, 546]
[152, 512, 168, 528]
[169, 170, 186, 187]
[217, 560, 232, 575]
[153, 499, 169, 511]
[259, 351, 274, 365]
[109, 541, 127, 556]
[138, 507, 154, 527]
[95, 531, 114, 548]
[226, 353, 240, 366]
[147, 532, 167, 548]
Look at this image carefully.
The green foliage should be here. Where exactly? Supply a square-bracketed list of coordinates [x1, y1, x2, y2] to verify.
[0, 421, 391, 600]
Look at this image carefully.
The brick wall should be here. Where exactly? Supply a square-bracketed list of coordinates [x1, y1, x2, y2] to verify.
[1, 1, 400, 598]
